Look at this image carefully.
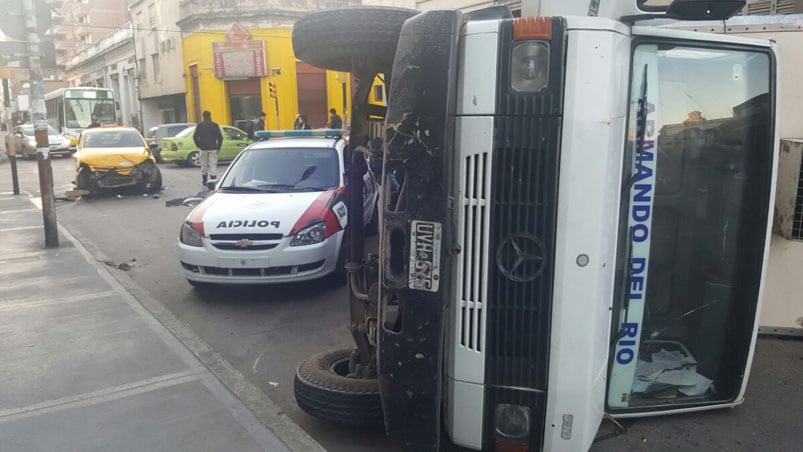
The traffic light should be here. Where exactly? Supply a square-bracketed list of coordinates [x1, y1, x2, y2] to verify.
[268, 81, 277, 98]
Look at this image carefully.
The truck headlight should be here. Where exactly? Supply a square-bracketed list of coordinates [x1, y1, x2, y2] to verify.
[495, 403, 530, 440]
[511, 41, 549, 93]
[180, 221, 204, 247]
[290, 221, 326, 246]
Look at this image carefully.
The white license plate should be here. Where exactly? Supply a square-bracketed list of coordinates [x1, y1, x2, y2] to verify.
[408, 220, 441, 292]
[218, 257, 270, 268]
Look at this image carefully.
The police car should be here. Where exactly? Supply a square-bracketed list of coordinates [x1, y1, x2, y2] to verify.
[178, 130, 378, 286]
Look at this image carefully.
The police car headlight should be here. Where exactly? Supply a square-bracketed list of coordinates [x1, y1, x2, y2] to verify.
[290, 221, 326, 246]
[511, 41, 549, 93]
[180, 221, 204, 247]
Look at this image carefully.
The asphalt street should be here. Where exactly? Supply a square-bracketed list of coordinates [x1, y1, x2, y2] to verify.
[1, 143, 801, 451]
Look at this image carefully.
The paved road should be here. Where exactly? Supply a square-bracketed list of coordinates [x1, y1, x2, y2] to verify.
[2, 152, 801, 452]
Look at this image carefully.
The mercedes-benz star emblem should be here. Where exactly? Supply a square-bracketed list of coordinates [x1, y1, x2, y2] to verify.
[495, 234, 546, 282]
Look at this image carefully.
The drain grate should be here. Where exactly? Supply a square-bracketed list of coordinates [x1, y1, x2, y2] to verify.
[793, 155, 803, 240]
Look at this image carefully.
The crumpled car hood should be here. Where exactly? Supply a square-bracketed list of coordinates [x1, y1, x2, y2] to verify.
[76, 147, 151, 172]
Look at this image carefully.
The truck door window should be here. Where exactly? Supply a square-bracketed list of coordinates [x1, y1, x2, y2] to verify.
[609, 42, 773, 410]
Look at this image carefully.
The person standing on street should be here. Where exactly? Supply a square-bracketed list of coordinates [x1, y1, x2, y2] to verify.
[193, 110, 224, 186]
[294, 113, 311, 130]
[326, 108, 343, 129]
[255, 112, 266, 135]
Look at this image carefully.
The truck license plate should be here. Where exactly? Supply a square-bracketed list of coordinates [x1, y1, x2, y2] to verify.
[409, 220, 441, 292]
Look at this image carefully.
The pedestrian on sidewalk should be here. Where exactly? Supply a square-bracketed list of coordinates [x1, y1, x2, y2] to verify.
[294, 113, 311, 130]
[193, 110, 223, 186]
[255, 112, 266, 133]
[326, 108, 343, 129]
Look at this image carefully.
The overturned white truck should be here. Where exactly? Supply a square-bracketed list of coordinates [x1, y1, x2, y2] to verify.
[291, 1, 779, 450]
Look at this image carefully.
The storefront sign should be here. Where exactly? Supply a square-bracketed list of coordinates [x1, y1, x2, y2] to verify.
[212, 23, 266, 79]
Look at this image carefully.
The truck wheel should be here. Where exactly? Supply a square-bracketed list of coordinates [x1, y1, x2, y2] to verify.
[292, 6, 418, 74]
[294, 349, 383, 427]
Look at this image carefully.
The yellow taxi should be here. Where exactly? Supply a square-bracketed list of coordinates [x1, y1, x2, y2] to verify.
[73, 127, 162, 194]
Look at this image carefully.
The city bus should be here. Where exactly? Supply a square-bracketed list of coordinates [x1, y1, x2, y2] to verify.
[45, 86, 118, 148]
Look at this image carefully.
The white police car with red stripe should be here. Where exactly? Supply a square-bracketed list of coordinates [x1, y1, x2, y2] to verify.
[178, 130, 378, 286]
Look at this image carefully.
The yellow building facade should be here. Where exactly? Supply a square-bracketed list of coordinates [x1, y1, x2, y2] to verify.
[181, 24, 353, 131]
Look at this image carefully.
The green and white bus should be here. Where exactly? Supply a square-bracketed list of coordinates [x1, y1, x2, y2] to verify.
[45, 86, 117, 148]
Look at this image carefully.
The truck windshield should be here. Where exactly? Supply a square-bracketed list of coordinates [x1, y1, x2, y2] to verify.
[609, 43, 773, 411]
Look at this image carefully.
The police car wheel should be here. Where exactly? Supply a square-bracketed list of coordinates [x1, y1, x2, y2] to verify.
[294, 348, 382, 427]
[327, 244, 348, 287]
[292, 6, 418, 74]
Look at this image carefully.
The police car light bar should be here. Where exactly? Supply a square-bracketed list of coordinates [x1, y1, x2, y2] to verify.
[254, 129, 344, 139]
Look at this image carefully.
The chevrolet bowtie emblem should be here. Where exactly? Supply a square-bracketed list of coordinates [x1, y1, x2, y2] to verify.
[234, 239, 253, 248]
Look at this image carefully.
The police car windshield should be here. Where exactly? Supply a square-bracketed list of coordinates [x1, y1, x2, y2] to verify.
[220, 147, 340, 192]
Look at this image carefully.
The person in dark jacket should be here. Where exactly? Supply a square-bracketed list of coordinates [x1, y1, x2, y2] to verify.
[192, 110, 224, 186]
[255, 112, 266, 134]
[293, 113, 311, 130]
[326, 108, 343, 129]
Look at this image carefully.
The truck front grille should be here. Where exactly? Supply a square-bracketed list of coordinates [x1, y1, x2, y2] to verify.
[459, 151, 491, 352]
[484, 115, 560, 390]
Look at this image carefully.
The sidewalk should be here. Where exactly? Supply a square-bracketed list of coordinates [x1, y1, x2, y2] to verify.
[0, 192, 324, 452]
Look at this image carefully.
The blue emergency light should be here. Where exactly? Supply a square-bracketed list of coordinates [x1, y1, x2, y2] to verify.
[254, 129, 344, 139]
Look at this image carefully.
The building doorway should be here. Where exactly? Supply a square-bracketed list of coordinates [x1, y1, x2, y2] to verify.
[227, 78, 262, 131]
[190, 65, 201, 122]
[296, 62, 327, 128]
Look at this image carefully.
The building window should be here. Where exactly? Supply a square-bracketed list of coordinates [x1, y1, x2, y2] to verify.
[148, 3, 156, 27]
[81, 0, 89, 4]
[151, 54, 160, 81]
[78, 15, 89, 24]
[138, 58, 147, 82]
[160, 109, 175, 123]
[81, 34, 92, 44]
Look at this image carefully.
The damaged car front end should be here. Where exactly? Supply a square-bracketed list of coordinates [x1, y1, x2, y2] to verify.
[74, 127, 163, 194]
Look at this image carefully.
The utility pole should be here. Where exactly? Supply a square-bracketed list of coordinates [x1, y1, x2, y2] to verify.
[24, 0, 58, 247]
[4, 78, 21, 194]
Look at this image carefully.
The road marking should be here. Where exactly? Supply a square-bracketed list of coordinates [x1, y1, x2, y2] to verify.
[0, 290, 117, 312]
[0, 370, 204, 422]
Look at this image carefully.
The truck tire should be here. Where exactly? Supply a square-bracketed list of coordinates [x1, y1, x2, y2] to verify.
[294, 349, 383, 427]
[292, 7, 418, 74]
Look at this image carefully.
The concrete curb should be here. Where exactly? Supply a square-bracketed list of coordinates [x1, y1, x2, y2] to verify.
[50, 199, 326, 452]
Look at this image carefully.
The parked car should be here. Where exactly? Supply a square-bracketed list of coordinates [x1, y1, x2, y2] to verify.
[73, 127, 162, 194]
[160, 125, 251, 167]
[5, 124, 72, 159]
[177, 130, 379, 287]
[145, 123, 193, 163]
